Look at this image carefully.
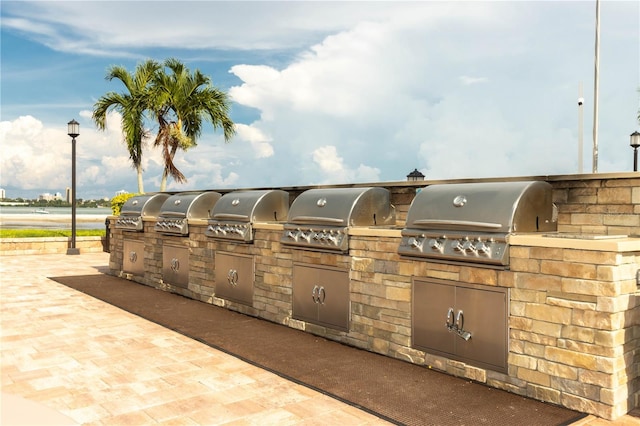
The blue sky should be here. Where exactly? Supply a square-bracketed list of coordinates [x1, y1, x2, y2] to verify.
[1, 1, 638, 200]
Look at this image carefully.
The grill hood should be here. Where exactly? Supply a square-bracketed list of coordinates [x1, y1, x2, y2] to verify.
[286, 187, 395, 228]
[282, 187, 395, 252]
[404, 181, 557, 234]
[399, 181, 557, 266]
[155, 191, 222, 235]
[206, 189, 289, 242]
[115, 193, 170, 231]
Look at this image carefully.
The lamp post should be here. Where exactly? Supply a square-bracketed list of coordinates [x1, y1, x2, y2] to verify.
[67, 119, 80, 255]
[406, 168, 425, 182]
[631, 131, 640, 172]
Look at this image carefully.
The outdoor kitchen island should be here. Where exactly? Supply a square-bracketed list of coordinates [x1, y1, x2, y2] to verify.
[107, 173, 640, 421]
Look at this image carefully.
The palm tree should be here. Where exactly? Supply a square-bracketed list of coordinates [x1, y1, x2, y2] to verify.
[150, 58, 235, 191]
[92, 60, 160, 193]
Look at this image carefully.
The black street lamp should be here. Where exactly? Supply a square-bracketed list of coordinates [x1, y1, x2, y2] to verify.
[630, 131, 640, 172]
[67, 119, 80, 255]
[406, 168, 425, 182]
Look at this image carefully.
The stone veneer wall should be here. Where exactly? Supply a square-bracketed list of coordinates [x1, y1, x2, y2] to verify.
[549, 175, 640, 236]
[107, 173, 640, 420]
[346, 232, 640, 420]
[508, 238, 639, 419]
[1, 236, 105, 256]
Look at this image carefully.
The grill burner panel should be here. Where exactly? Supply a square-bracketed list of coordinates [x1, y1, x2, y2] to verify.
[115, 193, 170, 232]
[283, 227, 348, 252]
[282, 187, 395, 252]
[155, 191, 222, 236]
[116, 216, 144, 231]
[206, 190, 289, 243]
[399, 181, 556, 266]
[402, 231, 508, 266]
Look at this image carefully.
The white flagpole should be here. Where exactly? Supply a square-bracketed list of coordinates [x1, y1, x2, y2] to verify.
[578, 82, 584, 174]
[592, 0, 600, 173]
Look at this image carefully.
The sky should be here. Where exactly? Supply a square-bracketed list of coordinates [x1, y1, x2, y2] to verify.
[1, 1, 638, 200]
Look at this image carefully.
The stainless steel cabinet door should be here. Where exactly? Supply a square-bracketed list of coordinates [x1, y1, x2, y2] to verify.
[317, 267, 349, 331]
[123, 239, 145, 276]
[412, 280, 455, 356]
[162, 244, 189, 289]
[215, 252, 254, 306]
[293, 264, 349, 331]
[455, 286, 507, 371]
[292, 265, 319, 325]
[412, 278, 508, 373]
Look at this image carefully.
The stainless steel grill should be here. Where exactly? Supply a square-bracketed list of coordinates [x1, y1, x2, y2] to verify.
[115, 193, 170, 231]
[398, 181, 557, 266]
[206, 189, 289, 243]
[281, 187, 395, 252]
[154, 191, 222, 235]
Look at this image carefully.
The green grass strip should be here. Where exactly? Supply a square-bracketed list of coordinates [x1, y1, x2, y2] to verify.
[0, 229, 106, 238]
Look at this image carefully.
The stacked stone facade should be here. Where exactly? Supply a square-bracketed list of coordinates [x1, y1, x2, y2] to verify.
[107, 173, 640, 420]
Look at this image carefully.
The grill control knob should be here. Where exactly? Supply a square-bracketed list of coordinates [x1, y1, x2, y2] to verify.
[462, 240, 476, 254]
[452, 240, 464, 252]
[428, 238, 444, 252]
[409, 237, 424, 250]
[476, 241, 491, 256]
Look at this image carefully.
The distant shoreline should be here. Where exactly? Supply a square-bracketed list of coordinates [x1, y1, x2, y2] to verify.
[0, 213, 109, 223]
[0, 213, 109, 230]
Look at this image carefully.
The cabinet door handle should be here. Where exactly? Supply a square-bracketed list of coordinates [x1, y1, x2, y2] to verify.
[312, 285, 320, 303]
[456, 310, 464, 331]
[455, 310, 472, 341]
[445, 307, 455, 331]
[318, 286, 326, 304]
[170, 258, 180, 272]
[227, 269, 238, 286]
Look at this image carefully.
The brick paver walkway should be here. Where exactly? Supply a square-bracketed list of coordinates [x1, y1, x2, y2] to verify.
[1, 252, 638, 425]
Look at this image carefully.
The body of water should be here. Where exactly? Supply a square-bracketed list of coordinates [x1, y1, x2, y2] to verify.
[0, 206, 112, 230]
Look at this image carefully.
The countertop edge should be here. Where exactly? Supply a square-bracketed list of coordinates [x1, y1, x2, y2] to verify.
[510, 234, 640, 251]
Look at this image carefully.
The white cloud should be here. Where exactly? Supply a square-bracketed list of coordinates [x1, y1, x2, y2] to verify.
[1, 2, 403, 54]
[460, 76, 488, 86]
[1, 1, 638, 198]
[1, 116, 69, 190]
[312, 145, 381, 184]
[234, 123, 274, 158]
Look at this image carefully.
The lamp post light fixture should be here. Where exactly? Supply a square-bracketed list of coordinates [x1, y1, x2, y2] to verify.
[631, 131, 640, 172]
[67, 119, 80, 255]
[406, 168, 425, 182]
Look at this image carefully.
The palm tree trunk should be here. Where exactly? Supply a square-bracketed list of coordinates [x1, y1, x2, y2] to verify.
[159, 170, 168, 192]
[159, 143, 179, 192]
[136, 164, 145, 193]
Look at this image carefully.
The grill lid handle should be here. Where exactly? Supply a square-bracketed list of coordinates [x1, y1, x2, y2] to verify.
[213, 213, 250, 221]
[290, 216, 345, 225]
[412, 219, 502, 230]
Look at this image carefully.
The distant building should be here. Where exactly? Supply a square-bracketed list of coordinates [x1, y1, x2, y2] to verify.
[66, 187, 72, 203]
[115, 190, 129, 196]
[0, 188, 5, 199]
[38, 192, 63, 201]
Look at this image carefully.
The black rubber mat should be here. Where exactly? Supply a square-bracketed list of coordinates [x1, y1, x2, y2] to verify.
[51, 274, 585, 426]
